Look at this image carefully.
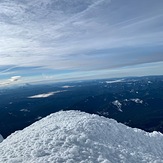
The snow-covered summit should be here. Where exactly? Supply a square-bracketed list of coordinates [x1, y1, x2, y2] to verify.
[0, 110, 163, 163]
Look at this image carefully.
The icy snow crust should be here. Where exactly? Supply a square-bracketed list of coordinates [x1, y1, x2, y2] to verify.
[0, 111, 163, 163]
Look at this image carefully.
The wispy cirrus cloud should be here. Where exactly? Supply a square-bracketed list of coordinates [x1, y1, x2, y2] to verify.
[0, 0, 163, 82]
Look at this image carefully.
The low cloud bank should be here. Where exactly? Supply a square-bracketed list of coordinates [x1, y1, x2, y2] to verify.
[0, 76, 21, 86]
[28, 90, 66, 98]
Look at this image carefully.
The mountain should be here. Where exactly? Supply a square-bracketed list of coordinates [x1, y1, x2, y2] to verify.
[0, 76, 163, 139]
[0, 110, 163, 163]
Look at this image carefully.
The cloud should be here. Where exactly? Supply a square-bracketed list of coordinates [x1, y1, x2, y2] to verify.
[9, 76, 21, 82]
[0, 76, 21, 86]
[0, 66, 18, 74]
[28, 90, 66, 98]
[0, 0, 163, 80]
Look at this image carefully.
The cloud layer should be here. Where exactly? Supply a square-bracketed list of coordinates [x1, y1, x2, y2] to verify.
[0, 75, 21, 86]
[0, 0, 163, 82]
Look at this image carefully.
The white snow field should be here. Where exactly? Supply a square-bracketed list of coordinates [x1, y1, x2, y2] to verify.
[0, 111, 163, 163]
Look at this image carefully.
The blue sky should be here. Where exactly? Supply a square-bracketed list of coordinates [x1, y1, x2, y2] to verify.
[0, 0, 163, 85]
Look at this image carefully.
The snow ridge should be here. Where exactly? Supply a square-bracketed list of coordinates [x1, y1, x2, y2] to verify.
[0, 110, 163, 163]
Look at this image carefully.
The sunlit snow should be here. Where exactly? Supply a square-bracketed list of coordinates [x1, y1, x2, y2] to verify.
[0, 111, 163, 162]
[112, 100, 123, 112]
[131, 98, 143, 104]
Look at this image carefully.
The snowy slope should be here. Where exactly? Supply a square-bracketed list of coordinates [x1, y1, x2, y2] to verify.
[0, 111, 163, 163]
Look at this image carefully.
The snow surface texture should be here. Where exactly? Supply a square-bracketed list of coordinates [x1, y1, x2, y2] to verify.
[0, 111, 163, 163]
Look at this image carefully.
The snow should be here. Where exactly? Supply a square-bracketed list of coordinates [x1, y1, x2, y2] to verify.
[124, 98, 143, 104]
[131, 98, 143, 104]
[1, 110, 163, 163]
[148, 81, 152, 84]
[20, 109, 30, 112]
[0, 134, 3, 143]
[112, 100, 123, 112]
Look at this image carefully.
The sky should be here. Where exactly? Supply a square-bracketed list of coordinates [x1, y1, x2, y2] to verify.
[0, 0, 163, 86]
